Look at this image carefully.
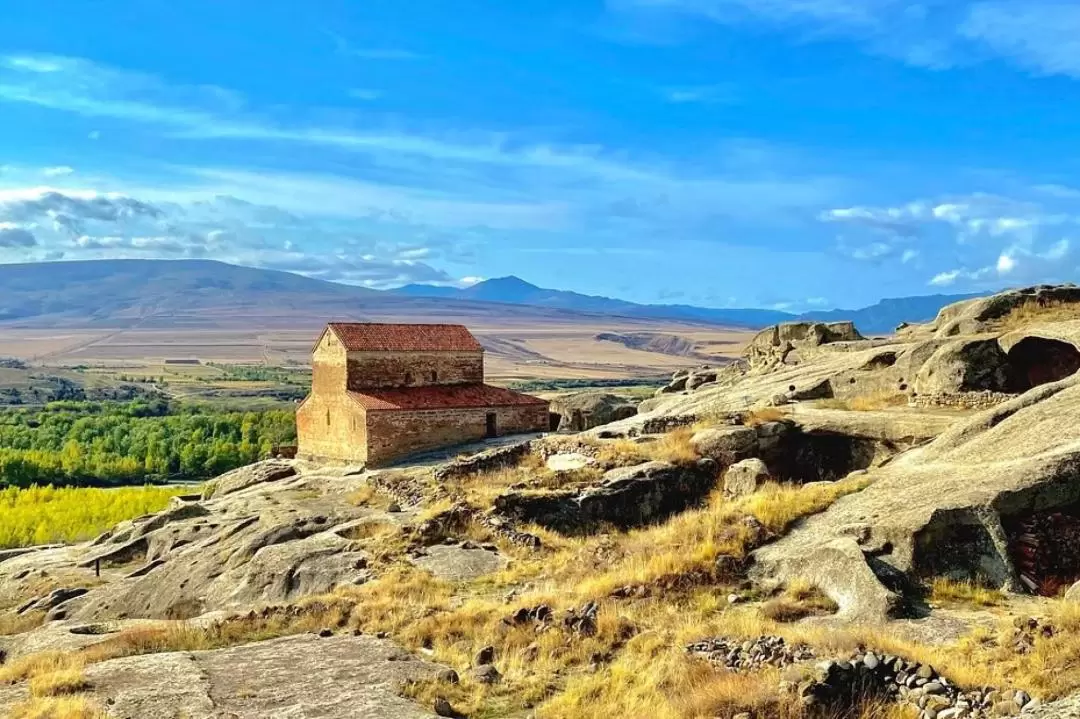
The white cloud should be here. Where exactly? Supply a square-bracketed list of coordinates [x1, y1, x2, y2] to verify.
[961, 2, 1080, 77]
[901, 248, 919, 263]
[1041, 238, 1070, 260]
[41, 166, 74, 177]
[850, 241, 893, 260]
[996, 252, 1016, 274]
[459, 276, 485, 286]
[930, 269, 961, 286]
[611, 0, 1080, 76]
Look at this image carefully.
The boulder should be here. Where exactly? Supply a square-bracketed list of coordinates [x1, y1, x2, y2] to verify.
[207, 460, 297, 498]
[686, 370, 719, 391]
[724, 458, 771, 497]
[1065, 581, 1080, 603]
[914, 338, 1011, 395]
[494, 460, 719, 533]
[549, 392, 638, 432]
[690, 426, 758, 464]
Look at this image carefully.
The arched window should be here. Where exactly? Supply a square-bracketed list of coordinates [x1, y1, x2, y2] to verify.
[404, 372, 413, 385]
[326, 409, 331, 426]
[430, 370, 438, 383]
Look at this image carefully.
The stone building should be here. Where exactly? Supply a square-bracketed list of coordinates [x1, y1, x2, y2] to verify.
[296, 323, 550, 466]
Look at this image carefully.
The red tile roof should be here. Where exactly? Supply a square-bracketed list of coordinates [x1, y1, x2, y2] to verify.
[348, 384, 548, 411]
[327, 323, 483, 352]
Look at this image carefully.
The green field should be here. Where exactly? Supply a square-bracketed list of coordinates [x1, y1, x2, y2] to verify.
[0, 484, 192, 549]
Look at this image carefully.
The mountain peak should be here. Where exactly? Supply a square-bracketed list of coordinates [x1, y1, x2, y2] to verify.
[476, 276, 539, 290]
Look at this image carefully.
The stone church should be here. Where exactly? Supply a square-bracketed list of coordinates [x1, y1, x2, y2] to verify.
[296, 323, 550, 466]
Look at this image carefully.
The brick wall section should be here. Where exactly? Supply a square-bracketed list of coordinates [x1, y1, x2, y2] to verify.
[346, 351, 483, 389]
[365, 405, 549, 466]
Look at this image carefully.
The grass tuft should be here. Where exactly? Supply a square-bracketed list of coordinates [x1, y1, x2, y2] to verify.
[994, 299, 1080, 332]
[928, 578, 1005, 608]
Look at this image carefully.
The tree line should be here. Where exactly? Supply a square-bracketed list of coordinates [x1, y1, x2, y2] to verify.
[0, 399, 296, 488]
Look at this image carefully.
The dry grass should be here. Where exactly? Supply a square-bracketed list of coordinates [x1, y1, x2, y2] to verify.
[648, 426, 699, 465]
[994, 299, 1080, 332]
[815, 393, 909, 411]
[744, 407, 786, 426]
[6, 696, 107, 719]
[595, 439, 649, 467]
[0, 472, 874, 719]
[23, 421, 1080, 717]
[29, 667, 91, 697]
[0, 610, 47, 636]
[761, 579, 839, 623]
[928, 578, 1005, 608]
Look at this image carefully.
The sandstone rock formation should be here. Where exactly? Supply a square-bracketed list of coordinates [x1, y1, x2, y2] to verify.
[548, 391, 638, 432]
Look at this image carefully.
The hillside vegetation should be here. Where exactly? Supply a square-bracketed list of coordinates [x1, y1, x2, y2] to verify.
[0, 484, 190, 549]
[0, 399, 295, 487]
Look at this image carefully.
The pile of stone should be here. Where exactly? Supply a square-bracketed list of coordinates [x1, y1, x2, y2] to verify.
[1011, 617, 1055, 654]
[504, 601, 598, 637]
[792, 652, 1039, 718]
[687, 635, 815, 672]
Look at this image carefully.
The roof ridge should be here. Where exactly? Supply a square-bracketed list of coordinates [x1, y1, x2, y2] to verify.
[325, 322, 484, 352]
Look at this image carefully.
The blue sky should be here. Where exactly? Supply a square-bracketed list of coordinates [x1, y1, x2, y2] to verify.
[1, 0, 1079, 310]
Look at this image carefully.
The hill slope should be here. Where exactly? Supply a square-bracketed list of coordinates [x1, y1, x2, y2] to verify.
[398, 276, 981, 333]
[0, 260, 665, 329]
[0, 259, 982, 332]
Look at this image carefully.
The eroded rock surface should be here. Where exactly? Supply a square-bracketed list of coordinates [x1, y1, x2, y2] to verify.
[67, 634, 445, 719]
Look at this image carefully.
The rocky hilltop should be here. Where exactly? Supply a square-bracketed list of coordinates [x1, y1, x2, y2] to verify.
[5, 285, 1080, 718]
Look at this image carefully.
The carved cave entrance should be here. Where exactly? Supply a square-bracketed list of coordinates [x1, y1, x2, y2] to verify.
[1007, 337, 1080, 392]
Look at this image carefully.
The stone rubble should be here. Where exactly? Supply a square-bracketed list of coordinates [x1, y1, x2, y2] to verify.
[687, 635, 815, 672]
[688, 636, 1042, 719]
[790, 651, 1040, 718]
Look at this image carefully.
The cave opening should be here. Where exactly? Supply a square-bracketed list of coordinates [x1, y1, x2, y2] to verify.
[768, 431, 885, 484]
[1005, 504, 1080, 596]
[1006, 337, 1080, 392]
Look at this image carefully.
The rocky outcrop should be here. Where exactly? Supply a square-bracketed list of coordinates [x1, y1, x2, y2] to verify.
[71, 634, 446, 719]
[745, 321, 865, 372]
[549, 392, 638, 432]
[723, 458, 770, 497]
[205, 460, 298, 498]
[755, 374, 1080, 619]
[0, 466, 396, 624]
[493, 459, 719, 533]
[432, 441, 533, 482]
[690, 426, 759, 464]
[928, 284, 1080, 338]
[914, 338, 1012, 395]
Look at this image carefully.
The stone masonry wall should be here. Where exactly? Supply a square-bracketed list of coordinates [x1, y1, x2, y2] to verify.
[365, 404, 549, 466]
[311, 331, 347, 394]
[295, 393, 368, 464]
[346, 351, 484, 389]
[299, 333, 367, 463]
[911, 391, 1014, 411]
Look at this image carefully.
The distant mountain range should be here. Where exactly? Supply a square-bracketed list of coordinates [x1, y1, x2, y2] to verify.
[396, 276, 979, 334]
[0, 259, 978, 333]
